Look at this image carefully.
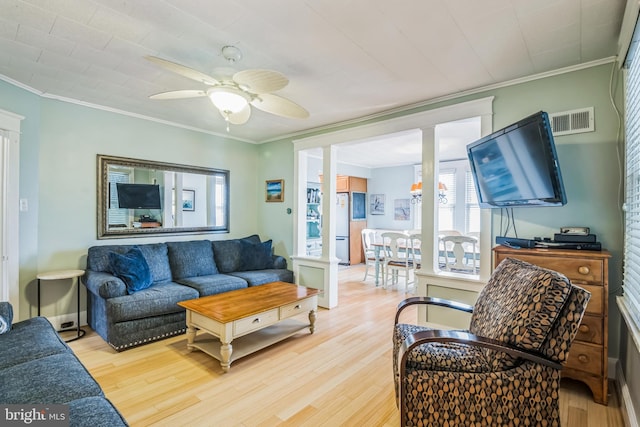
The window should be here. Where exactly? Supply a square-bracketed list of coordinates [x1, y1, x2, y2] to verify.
[438, 169, 456, 230]
[622, 22, 640, 332]
[107, 170, 130, 226]
[466, 170, 480, 233]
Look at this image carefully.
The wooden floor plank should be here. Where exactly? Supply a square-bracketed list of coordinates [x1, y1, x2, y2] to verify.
[69, 264, 624, 426]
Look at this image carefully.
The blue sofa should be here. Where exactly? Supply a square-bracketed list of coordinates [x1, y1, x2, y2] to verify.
[0, 302, 127, 426]
[83, 235, 294, 351]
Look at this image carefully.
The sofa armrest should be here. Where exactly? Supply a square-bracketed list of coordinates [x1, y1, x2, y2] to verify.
[0, 301, 13, 331]
[83, 270, 127, 299]
[272, 255, 287, 270]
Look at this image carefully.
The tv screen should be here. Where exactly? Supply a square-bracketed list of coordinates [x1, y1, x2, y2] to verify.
[467, 111, 566, 208]
[116, 183, 162, 209]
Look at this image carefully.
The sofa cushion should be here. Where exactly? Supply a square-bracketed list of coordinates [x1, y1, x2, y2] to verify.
[212, 234, 261, 273]
[177, 274, 248, 296]
[228, 269, 294, 286]
[0, 353, 104, 404]
[109, 246, 153, 294]
[106, 282, 199, 322]
[239, 239, 274, 271]
[88, 243, 172, 283]
[69, 397, 128, 427]
[0, 317, 68, 370]
[469, 257, 572, 353]
[167, 240, 218, 280]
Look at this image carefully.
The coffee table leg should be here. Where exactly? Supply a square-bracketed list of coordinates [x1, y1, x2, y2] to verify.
[185, 326, 196, 352]
[309, 309, 316, 334]
[220, 341, 233, 372]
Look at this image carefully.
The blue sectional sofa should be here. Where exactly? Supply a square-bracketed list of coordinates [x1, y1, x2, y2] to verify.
[0, 302, 127, 426]
[83, 235, 294, 351]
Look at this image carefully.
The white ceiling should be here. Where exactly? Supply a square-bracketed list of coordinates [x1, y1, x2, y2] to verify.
[0, 0, 627, 165]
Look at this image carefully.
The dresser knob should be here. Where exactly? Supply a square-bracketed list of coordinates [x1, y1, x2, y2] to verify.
[578, 354, 589, 363]
[579, 324, 590, 333]
[578, 266, 590, 275]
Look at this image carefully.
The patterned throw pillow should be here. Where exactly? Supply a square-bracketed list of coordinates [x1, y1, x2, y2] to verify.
[109, 246, 153, 294]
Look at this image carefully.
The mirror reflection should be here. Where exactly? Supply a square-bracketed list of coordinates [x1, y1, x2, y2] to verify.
[98, 155, 229, 238]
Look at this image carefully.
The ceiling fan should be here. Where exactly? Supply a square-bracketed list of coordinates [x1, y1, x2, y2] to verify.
[146, 46, 309, 129]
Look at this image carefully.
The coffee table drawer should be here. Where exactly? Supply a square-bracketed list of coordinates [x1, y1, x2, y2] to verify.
[280, 297, 316, 319]
[234, 309, 279, 335]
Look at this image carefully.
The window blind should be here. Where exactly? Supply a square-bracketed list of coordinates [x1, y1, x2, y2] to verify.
[438, 169, 456, 230]
[108, 171, 130, 226]
[465, 171, 480, 233]
[623, 22, 640, 332]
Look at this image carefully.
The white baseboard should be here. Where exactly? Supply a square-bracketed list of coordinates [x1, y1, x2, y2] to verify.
[616, 360, 639, 427]
[45, 310, 87, 331]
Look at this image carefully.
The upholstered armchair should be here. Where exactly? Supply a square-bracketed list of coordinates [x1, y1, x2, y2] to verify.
[393, 257, 591, 426]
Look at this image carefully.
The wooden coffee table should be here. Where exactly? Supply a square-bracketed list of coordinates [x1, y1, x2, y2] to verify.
[178, 281, 318, 372]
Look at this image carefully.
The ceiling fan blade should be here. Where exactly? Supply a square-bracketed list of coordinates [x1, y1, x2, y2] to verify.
[150, 90, 207, 100]
[146, 56, 219, 86]
[251, 93, 309, 119]
[233, 69, 289, 94]
[219, 105, 252, 124]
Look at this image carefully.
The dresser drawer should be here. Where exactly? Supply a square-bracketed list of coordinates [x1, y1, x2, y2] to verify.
[580, 284, 604, 315]
[280, 297, 317, 319]
[565, 341, 603, 376]
[234, 309, 279, 336]
[501, 254, 603, 284]
[576, 314, 603, 344]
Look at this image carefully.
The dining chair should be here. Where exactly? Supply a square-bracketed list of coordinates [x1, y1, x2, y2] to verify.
[408, 232, 421, 271]
[380, 232, 412, 292]
[440, 235, 478, 273]
[361, 228, 383, 282]
[438, 229, 462, 267]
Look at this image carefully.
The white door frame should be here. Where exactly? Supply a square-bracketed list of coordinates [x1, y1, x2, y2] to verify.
[0, 108, 23, 320]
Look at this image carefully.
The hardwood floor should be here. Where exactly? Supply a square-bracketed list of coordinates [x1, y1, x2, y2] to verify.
[69, 265, 625, 426]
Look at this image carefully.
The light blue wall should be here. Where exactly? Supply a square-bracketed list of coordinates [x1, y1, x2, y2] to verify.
[367, 165, 417, 230]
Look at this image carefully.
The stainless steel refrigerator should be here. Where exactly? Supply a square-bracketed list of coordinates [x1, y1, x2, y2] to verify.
[336, 192, 350, 264]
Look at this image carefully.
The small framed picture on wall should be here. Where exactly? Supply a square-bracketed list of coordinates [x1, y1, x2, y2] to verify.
[182, 189, 195, 211]
[266, 179, 284, 202]
[370, 194, 385, 215]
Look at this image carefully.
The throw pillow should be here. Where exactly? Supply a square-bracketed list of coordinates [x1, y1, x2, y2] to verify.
[240, 239, 274, 271]
[109, 246, 153, 294]
[0, 316, 9, 335]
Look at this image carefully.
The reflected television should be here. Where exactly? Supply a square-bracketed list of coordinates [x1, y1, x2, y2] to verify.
[467, 111, 567, 208]
[116, 183, 162, 209]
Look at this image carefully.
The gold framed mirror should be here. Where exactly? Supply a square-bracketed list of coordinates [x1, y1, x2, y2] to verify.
[97, 154, 230, 239]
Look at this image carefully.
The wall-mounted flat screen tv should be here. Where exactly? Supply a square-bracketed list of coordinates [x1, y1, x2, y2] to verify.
[467, 111, 567, 208]
[116, 183, 162, 209]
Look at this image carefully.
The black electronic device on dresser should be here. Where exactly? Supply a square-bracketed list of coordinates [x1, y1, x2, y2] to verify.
[496, 226, 601, 251]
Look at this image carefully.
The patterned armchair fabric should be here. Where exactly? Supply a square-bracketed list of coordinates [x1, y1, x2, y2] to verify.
[393, 257, 591, 426]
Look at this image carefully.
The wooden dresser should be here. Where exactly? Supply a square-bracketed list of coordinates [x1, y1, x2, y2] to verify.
[493, 245, 610, 405]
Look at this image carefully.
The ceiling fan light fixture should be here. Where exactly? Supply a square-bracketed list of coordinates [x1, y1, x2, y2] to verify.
[208, 87, 249, 114]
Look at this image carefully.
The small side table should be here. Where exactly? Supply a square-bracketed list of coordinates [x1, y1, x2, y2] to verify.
[37, 269, 86, 342]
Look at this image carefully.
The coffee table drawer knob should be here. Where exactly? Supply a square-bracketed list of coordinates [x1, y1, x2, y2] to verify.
[234, 308, 279, 335]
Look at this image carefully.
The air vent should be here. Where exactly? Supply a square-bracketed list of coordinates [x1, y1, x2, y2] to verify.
[548, 107, 594, 136]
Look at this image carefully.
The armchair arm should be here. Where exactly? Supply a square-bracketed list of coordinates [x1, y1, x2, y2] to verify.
[395, 296, 474, 325]
[399, 329, 562, 376]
